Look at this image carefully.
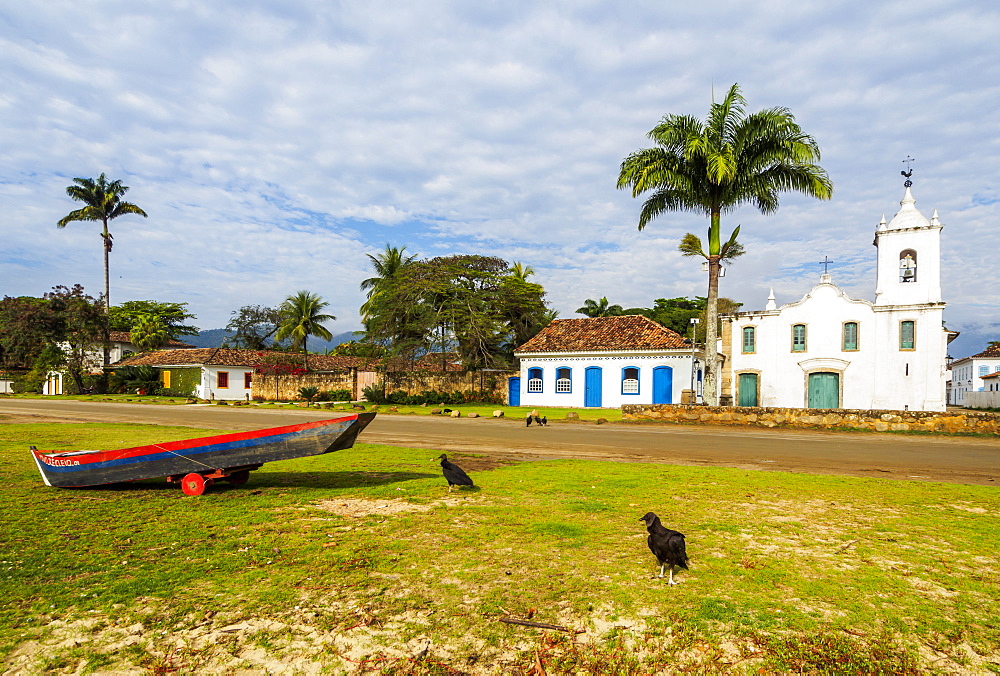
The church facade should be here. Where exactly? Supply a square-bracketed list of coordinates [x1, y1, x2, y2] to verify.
[723, 185, 952, 412]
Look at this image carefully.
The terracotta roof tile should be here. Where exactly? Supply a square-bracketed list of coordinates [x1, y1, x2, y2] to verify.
[515, 315, 687, 353]
[108, 331, 195, 348]
[971, 343, 1000, 359]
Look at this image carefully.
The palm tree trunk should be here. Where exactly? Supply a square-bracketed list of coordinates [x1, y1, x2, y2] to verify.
[704, 255, 720, 406]
[101, 218, 111, 386]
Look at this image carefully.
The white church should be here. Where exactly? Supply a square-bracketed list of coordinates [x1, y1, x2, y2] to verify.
[723, 183, 953, 412]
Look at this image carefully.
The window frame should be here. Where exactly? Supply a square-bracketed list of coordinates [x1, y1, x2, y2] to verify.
[742, 326, 756, 354]
[555, 366, 572, 394]
[900, 320, 916, 350]
[791, 324, 807, 352]
[526, 367, 543, 393]
[244, 371, 253, 389]
[621, 366, 640, 395]
[217, 371, 229, 388]
[842, 321, 859, 351]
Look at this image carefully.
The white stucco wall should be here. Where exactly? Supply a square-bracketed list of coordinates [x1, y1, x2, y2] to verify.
[197, 365, 253, 401]
[515, 351, 702, 408]
[728, 278, 947, 411]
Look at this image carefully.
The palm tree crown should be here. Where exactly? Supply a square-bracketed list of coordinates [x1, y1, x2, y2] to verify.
[275, 291, 335, 366]
[360, 244, 417, 323]
[576, 297, 624, 318]
[617, 84, 832, 405]
[57, 173, 148, 311]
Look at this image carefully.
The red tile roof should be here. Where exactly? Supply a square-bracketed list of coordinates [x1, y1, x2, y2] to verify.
[971, 343, 1000, 359]
[108, 331, 195, 348]
[515, 315, 688, 353]
[113, 349, 460, 372]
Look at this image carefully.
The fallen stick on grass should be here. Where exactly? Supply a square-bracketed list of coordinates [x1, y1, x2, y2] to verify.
[499, 617, 583, 633]
[834, 539, 859, 554]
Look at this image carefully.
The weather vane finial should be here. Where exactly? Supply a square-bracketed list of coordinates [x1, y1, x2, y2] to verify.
[901, 155, 915, 187]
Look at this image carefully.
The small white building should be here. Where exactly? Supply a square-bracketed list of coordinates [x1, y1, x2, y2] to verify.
[948, 343, 1000, 405]
[115, 348, 258, 400]
[724, 184, 952, 411]
[512, 315, 704, 408]
[42, 332, 196, 395]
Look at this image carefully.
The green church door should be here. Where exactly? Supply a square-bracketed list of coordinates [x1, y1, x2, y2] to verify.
[738, 373, 758, 407]
[807, 372, 840, 409]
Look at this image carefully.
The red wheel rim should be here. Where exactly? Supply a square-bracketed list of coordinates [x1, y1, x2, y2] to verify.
[181, 473, 206, 496]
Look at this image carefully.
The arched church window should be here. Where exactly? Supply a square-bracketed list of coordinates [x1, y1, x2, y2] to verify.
[899, 249, 917, 283]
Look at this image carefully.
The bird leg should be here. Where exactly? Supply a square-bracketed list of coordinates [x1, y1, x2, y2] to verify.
[658, 564, 665, 578]
[668, 566, 679, 586]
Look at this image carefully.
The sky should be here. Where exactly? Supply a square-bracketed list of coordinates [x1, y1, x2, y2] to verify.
[2, 0, 999, 357]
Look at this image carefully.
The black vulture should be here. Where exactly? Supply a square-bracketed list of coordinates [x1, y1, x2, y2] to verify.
[437, 454, 474, 492]
[539, 416, 547, 426]
[526, 414, 533, 427]
[639, 512, 688, 584]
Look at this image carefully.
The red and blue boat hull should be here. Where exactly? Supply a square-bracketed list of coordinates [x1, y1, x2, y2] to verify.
[31, 412, 376, 488]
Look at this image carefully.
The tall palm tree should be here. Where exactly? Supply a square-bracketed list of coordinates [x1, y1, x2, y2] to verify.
[576, 297, 624, 318]
[275, 291, 335, 369]
[57, 173, 148, 311]
[360, 244, 417, 319]
[617, 83, 833, 405]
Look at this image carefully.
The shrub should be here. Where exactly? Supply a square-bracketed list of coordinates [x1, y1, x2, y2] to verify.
[327, 388, 353, 401]
[361, 383, 386, 404]
[299, 386, 320, 402]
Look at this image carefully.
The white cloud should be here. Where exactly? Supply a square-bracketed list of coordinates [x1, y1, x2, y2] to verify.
[0, 0, 998, 357]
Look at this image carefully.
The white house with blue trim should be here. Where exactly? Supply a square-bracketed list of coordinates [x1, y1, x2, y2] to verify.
[512, 315, 703, 408]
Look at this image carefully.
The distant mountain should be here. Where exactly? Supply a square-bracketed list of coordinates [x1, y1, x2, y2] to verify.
[187, 329, 359, 353]
[186, 328, 232, 347]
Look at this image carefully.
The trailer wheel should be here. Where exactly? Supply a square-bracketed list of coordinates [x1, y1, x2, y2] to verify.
[181, 473, 209, 496]
[227, 470, 250, 485]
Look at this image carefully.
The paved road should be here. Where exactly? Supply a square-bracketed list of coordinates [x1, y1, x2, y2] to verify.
[2, 399, 997, 486]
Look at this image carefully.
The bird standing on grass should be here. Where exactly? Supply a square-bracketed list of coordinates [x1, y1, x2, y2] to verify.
[639, 512, 688, 584]
[437, 454, 474, 492]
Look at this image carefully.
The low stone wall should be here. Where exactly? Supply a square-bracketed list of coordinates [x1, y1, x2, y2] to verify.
[252, 369, 517, 402]
[253, 372, 356, 401]
[382, 371, 515, 400]
[622, 404, 1000, 436]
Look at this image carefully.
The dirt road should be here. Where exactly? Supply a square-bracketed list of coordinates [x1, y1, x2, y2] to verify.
[2, 398, 997, 486]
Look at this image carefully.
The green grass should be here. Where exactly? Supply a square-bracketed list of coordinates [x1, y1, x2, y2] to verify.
[1, 422, 998, 673]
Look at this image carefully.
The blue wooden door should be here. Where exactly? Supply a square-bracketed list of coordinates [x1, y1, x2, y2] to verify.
[652, 366, 672, 404]
[584, 367, 602, 407]
[508, 377, 520, 407]
[807, 372, 839, 409]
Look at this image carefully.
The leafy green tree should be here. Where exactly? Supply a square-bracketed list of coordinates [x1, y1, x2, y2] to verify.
[275, 291, 335, 368]
[617, 83, 832, 404]
[130, 314, 169, 351]
[57, 174, 148, 312]
[362, 255, 549, 369]
[109, 300, 198, 339]
[0, 286, 105, 393]
[223, 304, 286, 350]
[109, 365, 161, 395]
[576, 297, 624, 318]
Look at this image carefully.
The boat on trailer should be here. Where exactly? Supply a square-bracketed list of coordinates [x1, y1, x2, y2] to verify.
[30, 412, 376, 496]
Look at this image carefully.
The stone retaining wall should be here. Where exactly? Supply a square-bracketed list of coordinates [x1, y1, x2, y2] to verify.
[622, 404, 1000, 436]
[253, 372, 357, 401]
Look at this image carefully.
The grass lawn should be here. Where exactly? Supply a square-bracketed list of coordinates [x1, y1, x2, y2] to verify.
[1, 422, 998, 674]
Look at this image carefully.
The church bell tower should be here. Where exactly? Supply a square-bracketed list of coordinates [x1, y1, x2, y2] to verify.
[873, 170, 943, 307]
